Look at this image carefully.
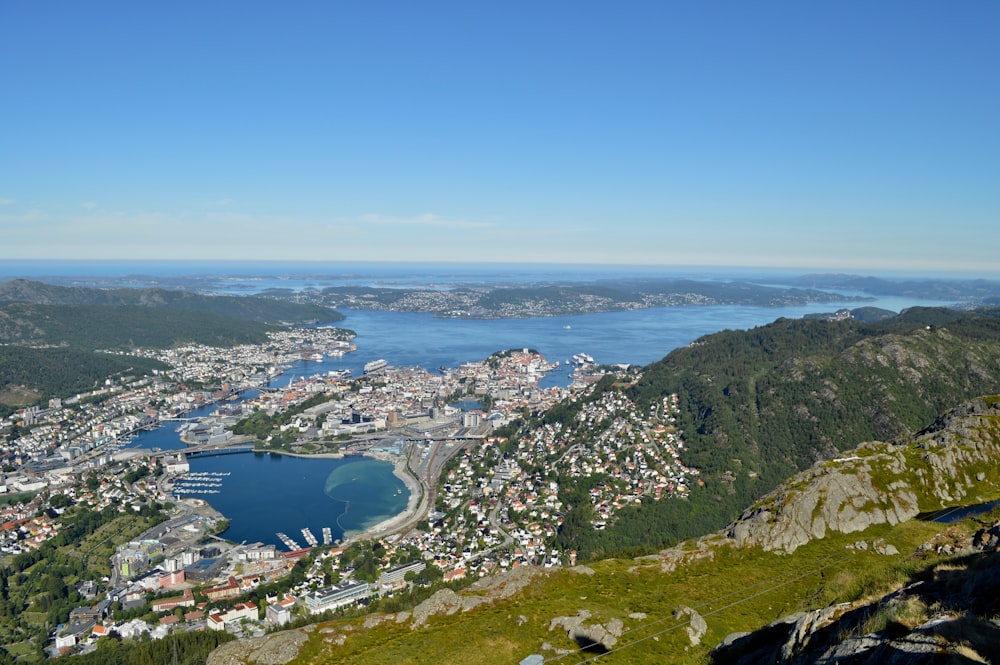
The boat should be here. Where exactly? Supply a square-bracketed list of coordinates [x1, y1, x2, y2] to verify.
[563, 325, 572, 330]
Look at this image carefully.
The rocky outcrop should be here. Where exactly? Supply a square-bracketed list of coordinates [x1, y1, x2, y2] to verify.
[674, 606, 708, 646]
[206, 629, 310, 665]
[548, 610, 625, 651]
[725, 398, 1000, 553]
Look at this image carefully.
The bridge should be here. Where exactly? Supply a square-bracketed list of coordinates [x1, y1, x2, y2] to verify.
[185, 445, 256, 459]
[150, 444, 256, 461]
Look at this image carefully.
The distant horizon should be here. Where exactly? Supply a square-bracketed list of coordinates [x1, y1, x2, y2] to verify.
[3, 4, 997, 274]
[1, 258, 999, 282]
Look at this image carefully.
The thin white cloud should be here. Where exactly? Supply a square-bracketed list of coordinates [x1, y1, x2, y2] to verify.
[215, 198, 235, 206]
[357, 213, 495, 230]
[0, 198, 13, 205]
[81, 201, 97, 210]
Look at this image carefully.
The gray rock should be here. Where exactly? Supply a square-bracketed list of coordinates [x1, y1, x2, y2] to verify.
[674, 605, 708, 646]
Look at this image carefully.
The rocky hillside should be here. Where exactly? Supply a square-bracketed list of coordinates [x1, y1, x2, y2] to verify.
[710, 521, 1000, 664]
[630, 308, 1000, 488]
[726, 397, 1000, 553]
[559, 308, 1000, 558]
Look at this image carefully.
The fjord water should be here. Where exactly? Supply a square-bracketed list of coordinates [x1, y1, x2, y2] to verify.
[141, 294, 939, 549]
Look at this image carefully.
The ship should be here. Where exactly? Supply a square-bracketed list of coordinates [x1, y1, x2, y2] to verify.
[572, 353, 595, 366]
[364, 358, 388, 374]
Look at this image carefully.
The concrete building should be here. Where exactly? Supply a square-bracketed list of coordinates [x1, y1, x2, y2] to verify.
[304, 581, 372, 615]
[377, 560, 425, 592]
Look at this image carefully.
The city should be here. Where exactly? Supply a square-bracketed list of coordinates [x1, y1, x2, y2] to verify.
[0, 325, 696, 657]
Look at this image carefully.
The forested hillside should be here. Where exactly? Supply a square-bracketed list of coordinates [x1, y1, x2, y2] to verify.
[0, 279, 341, 323]
[0, 303, 275, 350]
[0, 347, 168, 417]
[560, 307, 1000, 558]
[630, 307, 1000, 485]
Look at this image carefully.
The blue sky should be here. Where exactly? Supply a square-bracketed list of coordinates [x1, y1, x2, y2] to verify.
[1, 2, 997, 273]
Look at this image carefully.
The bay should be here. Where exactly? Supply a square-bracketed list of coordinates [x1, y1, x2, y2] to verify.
[176, 453, 406, 548]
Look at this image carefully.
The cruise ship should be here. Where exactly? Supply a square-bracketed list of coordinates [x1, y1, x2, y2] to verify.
[364, 358, 388, 374]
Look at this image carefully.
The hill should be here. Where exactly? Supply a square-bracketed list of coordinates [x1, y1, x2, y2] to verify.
[0, 279, 341, 324]
[557, 308, 1000, 553]
[466, 307, 1000, 562]
[0, 279, 345, 415]
[207, 396, 1000, 665]
[0, 346, 169, 417]
[0, 303, 279, 350]
[0, 279, 345, 351]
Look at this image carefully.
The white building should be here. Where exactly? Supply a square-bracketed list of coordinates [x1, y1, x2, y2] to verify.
[304, 581, 372, 615]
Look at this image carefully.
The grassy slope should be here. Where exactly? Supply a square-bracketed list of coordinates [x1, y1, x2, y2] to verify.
[290, 520, 956, 665]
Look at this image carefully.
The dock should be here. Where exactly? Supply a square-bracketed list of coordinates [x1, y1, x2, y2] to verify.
[276, 532, 301, 551]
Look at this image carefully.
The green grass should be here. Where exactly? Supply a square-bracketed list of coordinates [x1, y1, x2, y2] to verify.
[283, 518, 952, 665]
[3, 640, 38, 658]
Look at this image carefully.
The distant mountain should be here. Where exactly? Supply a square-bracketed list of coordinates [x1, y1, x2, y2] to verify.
[0, 279, 342, 323]
[802, 306, 898, 322]
[784, 273, 1000, 302]
[0, 280, 347, 414]
[287, 278, 872, 317]
[0, 303, 276, 350]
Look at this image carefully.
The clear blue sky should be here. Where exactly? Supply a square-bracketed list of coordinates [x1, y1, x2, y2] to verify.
[2, 1, 997, 273]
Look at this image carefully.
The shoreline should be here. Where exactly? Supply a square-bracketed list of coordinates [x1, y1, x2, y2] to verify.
[343, 454, 426, 544]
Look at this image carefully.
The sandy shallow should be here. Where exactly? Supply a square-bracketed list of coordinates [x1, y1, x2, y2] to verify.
[345, 456, 426, 542]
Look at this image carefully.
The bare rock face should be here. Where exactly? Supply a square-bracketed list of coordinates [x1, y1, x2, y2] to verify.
[206, 630, 309, 665]
[725, 398, 1000, 553]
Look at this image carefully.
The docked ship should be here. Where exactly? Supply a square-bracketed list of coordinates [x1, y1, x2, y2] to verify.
[364, 358, 388, 374]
